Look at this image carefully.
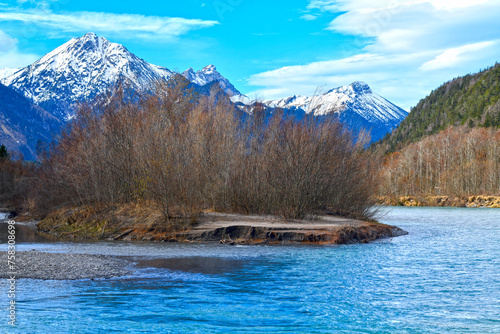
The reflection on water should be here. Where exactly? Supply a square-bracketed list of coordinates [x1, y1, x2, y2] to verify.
[0, 220, 61, 243]
[133, 256, 248, 275]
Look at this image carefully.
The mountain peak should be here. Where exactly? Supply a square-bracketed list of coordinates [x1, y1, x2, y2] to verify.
[83, 32, 98, 40]
[261, 81, 408, 142]
[2, 32, 241, 122]
[181, 67, 196, 82]
[181, 64, 241, 96]
[202, 64, 217, 73]
[349, 81, 372, 94]
[78, 32, 109, 49]
[77, 32, 113, 51]
[2, 33, 173, 120]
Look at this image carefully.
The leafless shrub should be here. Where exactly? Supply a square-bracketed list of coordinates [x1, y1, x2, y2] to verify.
[32, 78, 380, 223]
[0, 158, 37, 210]
[380, 126, 500, 197]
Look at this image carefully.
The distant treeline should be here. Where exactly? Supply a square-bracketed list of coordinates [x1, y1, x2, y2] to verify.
[3, 75, 379, 222]
[381, 126, 500, 197]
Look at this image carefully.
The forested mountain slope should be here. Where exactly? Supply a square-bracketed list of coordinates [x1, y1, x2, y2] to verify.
[0, 83, 61, 160]
[377, 63, 500, 153]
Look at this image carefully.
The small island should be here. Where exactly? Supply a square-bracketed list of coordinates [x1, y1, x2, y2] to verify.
[37, 208, 407, 245]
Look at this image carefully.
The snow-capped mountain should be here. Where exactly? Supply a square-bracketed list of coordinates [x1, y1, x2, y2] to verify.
[0, 68, 19, 80]
[1, 32, 245, 121]
[0, 32, 409, 157]
[182, 65, 241, 96]
[1, 32, 174, 120]
[258, 81, 409, 142]
[0, 32, 248, 159]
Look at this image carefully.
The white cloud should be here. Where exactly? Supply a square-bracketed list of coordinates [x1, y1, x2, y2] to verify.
[16, 0, 56, 4]
[248, 0, 500, 109]
[429, 0, 491, 10]
[309, 0, 492, 13]
[307, 0, 342, 12]
[420, 41, 498, 71]
[0, 30, 39, 68]
[0, 8, 220, 41]
[300, 14, 318, 21]
[0, 30, 16, 52]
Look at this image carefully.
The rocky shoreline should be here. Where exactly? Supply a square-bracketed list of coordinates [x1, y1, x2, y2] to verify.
[378, 195, 500, 208]
[0, 251, 130, 280]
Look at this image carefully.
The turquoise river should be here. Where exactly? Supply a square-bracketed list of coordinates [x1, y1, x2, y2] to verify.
[1, 207, 499, 333]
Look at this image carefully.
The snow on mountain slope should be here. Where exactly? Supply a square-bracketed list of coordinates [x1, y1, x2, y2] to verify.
[257, 81, 409, 142]
[2, 33, 245, 121]
[0, 68, 19, 80]
[0, 32, 407, 148]
[263, 81, 407, 125]
[182, 65, 242, 97]
[2, 32, 174, 120]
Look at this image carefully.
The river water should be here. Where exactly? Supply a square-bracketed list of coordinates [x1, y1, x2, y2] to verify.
[1, 207, 499, 333]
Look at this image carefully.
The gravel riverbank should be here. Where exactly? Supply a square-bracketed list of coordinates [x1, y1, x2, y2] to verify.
[0, 251, 130, 280]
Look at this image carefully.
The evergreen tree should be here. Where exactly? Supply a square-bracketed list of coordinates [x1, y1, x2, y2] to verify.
[0, 145, 9, 160]
[375, 63, 500, 153]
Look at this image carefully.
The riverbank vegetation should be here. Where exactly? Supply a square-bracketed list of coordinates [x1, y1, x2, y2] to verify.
[379, 126, 500, 204]
[17, 76, 379, 228]
[374, 63, 500, 205]
[0, 145, 37, 210]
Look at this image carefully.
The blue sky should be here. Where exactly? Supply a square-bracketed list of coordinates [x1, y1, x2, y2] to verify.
[0, 0, 499, 110]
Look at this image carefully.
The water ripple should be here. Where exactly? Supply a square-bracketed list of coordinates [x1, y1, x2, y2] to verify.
[0, 207, 499, 333]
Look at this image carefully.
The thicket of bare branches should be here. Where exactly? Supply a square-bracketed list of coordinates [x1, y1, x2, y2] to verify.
[0, 158, 36, 209]
[32, 76, 379, 222]
[381, 126, 500, 197]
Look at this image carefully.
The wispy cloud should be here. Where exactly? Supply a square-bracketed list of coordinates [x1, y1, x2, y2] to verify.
[249, 0, 500, 109]
[299, 14, 318, 21]
[0, 8, 220, 41]
[0, 29, 39, 68]
[16, 0, 59, 5]
[420, 41, 497, 71]
[0, 30, 16, 52]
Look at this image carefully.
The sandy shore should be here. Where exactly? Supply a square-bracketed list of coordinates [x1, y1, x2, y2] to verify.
[0, 251, 130, 280]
